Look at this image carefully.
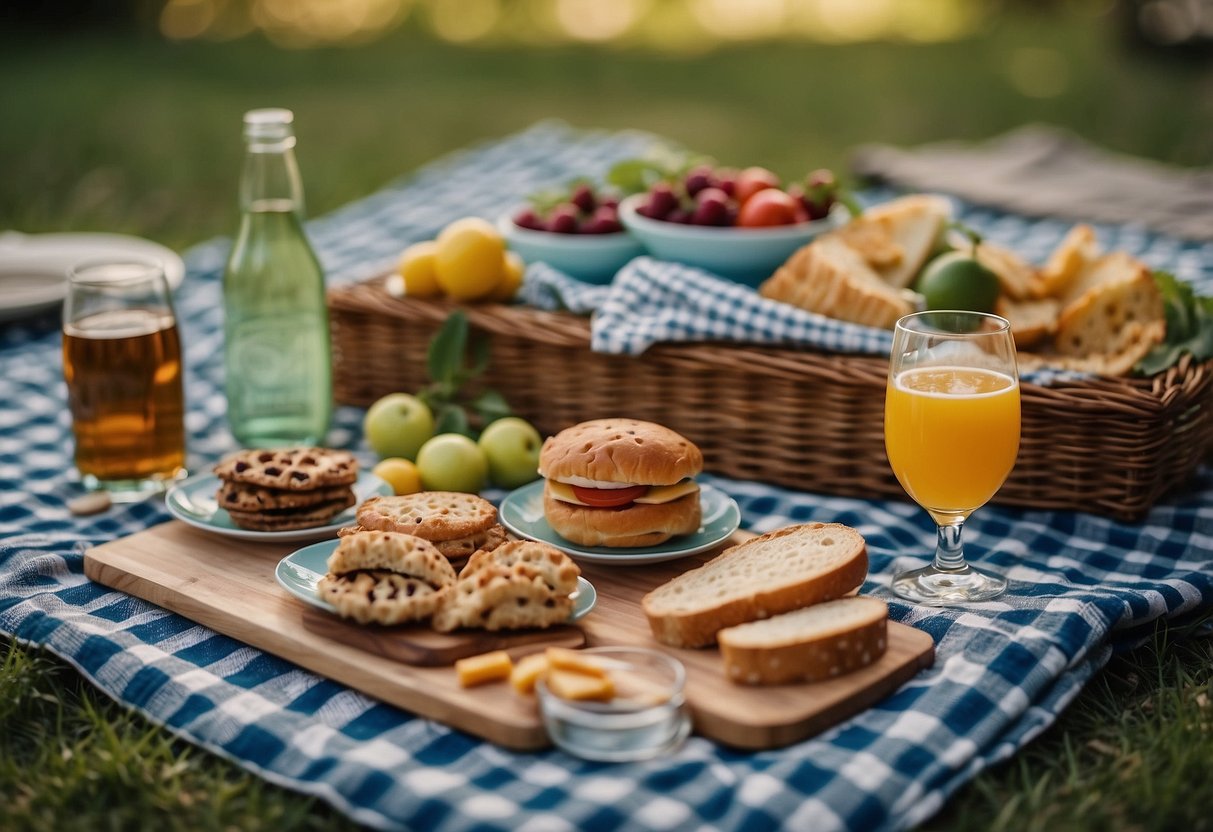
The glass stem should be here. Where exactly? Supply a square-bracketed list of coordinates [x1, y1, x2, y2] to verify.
[933, 520, 968, 572]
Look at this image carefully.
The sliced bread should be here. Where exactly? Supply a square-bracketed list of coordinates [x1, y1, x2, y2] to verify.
[641, 523, 868, 648]
[760, 237, 915, 329]
[718, 596, 888, 686]
[851, 194, 952, 289]
[994, 296, 1060, 350]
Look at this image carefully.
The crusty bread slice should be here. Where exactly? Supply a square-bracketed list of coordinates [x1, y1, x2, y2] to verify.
[718, 596, 888, 686]
[641, 523, 868, 648]
[995, 296, 1060, 350]
[851, 194, 952, 289]
[1053, 257, 1165, 376]
[760, 237, 915, 330]
[1038, 224, 1099, 298]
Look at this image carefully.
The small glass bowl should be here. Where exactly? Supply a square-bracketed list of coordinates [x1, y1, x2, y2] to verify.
[535, 646, 691, 762]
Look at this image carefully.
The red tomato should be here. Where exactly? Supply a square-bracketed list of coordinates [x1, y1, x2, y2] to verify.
[736, 188, 800, 227]
[733, 167, 781, 206]
[571, 484, 649, 507]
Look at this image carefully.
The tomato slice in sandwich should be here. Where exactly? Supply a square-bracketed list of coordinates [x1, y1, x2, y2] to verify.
[571, 484, 649, 508]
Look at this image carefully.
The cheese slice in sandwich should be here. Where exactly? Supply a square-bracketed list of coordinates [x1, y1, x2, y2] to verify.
[548, 478, 699, 506]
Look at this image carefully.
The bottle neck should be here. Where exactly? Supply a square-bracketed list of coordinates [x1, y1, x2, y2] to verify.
[239, 139, 305, 215]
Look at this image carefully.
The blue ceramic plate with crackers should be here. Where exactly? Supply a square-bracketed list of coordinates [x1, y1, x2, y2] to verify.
[498, 479, 741, 565]
[165, 471, 391, 544]
[275, 538, 598, 621]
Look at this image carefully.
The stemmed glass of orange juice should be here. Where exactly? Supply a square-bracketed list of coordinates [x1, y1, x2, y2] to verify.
[884, 310, 1020, 605]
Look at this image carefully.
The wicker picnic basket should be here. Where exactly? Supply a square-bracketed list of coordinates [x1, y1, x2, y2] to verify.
[329, 277, 1213, 521]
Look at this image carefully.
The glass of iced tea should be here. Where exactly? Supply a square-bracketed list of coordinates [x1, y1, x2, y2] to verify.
[63, 258, 187, 501]
[884, 310, 1020, 605]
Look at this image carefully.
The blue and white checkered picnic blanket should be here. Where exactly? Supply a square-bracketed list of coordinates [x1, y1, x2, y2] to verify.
[2, 121, 1212, 832]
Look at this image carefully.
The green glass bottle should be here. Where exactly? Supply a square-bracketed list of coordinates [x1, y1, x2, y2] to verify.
[223, 109, 332, 447]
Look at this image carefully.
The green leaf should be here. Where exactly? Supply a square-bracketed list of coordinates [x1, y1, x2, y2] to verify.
[606, 159, 664, 195]
[1134, 272, 1213, 375]
[470, 389, 512, 426]
[427, 311, 468, 386]
[432, 403, 472, 438]
[467, 334, 491, 379]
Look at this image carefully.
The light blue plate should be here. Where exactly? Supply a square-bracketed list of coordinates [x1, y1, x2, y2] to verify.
[276, 538, 597, 622]
[165, 470, 391, 544]
[498, 480, 741, 565]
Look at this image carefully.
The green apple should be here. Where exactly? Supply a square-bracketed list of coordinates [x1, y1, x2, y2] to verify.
[363, 393, 434, 461]
[478, 417, 543, 489]
[416, 433, 488, 493]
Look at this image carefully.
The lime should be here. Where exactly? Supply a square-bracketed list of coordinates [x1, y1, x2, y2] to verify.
[917, 251, 1001, 313]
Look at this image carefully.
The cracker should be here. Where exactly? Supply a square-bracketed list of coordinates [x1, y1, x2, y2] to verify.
[459, 539, 579, 593]
[355, 492, 497, 541]
[432, 563, 576, 633]
[325, 530, 458, 587]
[434, 524, 509, 560]
[224, 493, 355, 531]
[317, 570, 447, 625]
[433, 540, 580, 632]
[216, 482, 354, 512]
[214, 448, 358, 490]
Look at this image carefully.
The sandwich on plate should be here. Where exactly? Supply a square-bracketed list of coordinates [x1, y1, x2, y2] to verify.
[539, 418, 703, 548]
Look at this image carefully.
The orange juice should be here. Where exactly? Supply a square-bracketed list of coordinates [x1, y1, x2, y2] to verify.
[885, 366, 1020, 516]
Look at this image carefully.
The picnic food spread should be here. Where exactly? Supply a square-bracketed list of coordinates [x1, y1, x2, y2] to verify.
[760, 193, 1168, 376]
[538, 418, 704, 547]
[212, 447, 359, 531]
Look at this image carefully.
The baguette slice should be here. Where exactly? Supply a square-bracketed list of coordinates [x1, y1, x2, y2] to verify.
[718, 597, 888, 686]
[641, 523, 868, 648]
[760, 237, 915, 329]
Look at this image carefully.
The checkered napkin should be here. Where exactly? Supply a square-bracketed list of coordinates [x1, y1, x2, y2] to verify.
[3, 121, 1213, 832]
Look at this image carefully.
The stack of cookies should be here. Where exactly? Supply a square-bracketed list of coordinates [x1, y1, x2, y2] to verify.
[213, 448, 359, 532]
[342, 492, 508, 569]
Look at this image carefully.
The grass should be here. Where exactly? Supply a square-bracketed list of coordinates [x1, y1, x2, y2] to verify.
[0, 640, 361, 832]
[2, 6, 1212, 830]
[1, 8, 1211, 251]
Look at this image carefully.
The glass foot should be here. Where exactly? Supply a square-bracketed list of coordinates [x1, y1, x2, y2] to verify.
[891, 562, 1007, 606]
[81, 468, 187, 504]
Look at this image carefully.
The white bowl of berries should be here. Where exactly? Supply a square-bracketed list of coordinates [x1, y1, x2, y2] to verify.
[500, 183, 644, 285]
[618, 166, 850, 288]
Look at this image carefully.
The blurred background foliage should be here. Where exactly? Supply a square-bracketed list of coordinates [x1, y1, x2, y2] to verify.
[1, 0, 1210, 250]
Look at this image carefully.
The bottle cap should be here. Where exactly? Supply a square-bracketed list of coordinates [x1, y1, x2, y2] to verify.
[243, 109, 295, 143]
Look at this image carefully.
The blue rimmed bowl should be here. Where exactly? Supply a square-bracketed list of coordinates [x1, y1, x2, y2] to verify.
[618, 194, 848, 288]
[498, 212, 644, 285]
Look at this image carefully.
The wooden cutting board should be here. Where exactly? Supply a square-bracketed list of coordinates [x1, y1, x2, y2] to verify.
[84, 521, 934, 751]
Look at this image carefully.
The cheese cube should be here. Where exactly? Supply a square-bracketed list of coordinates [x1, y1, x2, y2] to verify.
[546, 667, 615, 702]
[455, 650, 513, 688]
[545, 647, 607, 678]
[509, 652, 550, 695]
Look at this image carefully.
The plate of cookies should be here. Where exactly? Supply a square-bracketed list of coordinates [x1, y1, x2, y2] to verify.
[498, 418, 742, 565]
[165, 447, 392, 542]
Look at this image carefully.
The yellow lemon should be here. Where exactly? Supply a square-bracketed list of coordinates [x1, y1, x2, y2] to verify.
[489, 251, 525, 302]
[372, 457, 423, 495]
[398, 241, 442, 299]
[434, 217, 505, 302]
